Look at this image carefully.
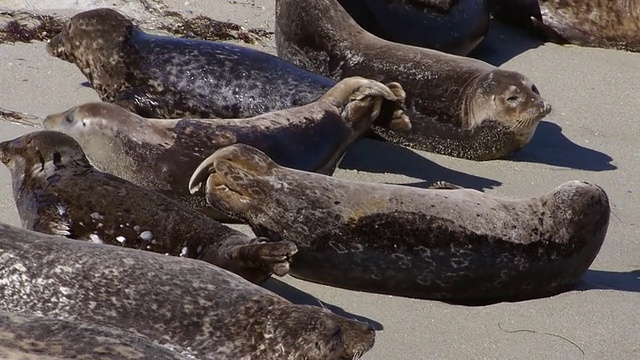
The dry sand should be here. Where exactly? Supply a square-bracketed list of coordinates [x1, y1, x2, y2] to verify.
[0, 1, 638, 359]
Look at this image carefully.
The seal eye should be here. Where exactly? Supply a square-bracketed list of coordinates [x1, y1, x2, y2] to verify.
[506, 95, 519, 103]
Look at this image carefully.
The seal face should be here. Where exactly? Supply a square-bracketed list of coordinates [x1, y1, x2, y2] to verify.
[275, 0, 552, 160]
[489, 0, 640, 52]
[46, 7, 340, 120]
[42, 77, 409, 218]
[337, 0, 491, 55]
[0, 130, 298, 284]
[0, 311, 194, 360]
[189, 144, 611, 303]
[0, 223, 375, 359]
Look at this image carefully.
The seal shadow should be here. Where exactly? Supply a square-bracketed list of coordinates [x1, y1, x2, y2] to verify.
[339, 138, 502, 191]
[575, 269, 640, 293]
[81, 81, 93, 88]
[262, 277, 385, 331]
[469, 19, 544, 66]
[510, 120, 616, 171]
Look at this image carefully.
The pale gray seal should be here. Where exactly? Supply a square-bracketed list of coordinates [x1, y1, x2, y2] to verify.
[0, 222, 375, 359]
[189, 144, 611, 304]
[0, 130, 297, 284]
[0, 311, 194, 360]
[275, 0, 553, 160]
[42, 77, 409, 219]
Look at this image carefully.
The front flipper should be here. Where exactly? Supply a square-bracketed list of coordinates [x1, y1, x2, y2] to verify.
[213, 238, 298, 284]
[114, 89, 171, 118]
[235, 238, 298, 276]
[429, 181, 464, 190]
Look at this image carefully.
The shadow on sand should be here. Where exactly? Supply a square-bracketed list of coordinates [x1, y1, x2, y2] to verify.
[511, 121, 616, 171]
[576, 269, 640, 293]
[262, 277, 384, 330]
[470, 19, 545, 66]
[340, 138, 502, 191]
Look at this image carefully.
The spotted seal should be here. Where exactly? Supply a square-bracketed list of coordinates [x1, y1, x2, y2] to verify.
[337, 0, 490, 55]
[46, 7, 397, 131]
[275, 0, 552, 160]
[489, 0, 640, 52]
[0, 311, 194, 360]
[0, 130, 297, 284]
[42, 77, 409, 218]
[0, 222, 375, 359]
[189, 144, 611, 303]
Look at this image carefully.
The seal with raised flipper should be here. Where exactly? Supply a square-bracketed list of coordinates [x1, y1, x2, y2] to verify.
[275, 0, 553, 160]
[42, 77, 409, 218]
[189, 144, 611, 304]
[0, 130, 297, 284]
[337, 0, 491, 55]
[489, 0, 640, 52]
[0, 311, 195, 360]
[0, 222, 375, 360]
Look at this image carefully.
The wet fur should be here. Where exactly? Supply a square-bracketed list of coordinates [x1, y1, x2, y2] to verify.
[191, 144, 611, 303]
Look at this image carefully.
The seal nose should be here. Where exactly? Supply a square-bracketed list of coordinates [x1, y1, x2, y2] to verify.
[537, 100, 551, 114]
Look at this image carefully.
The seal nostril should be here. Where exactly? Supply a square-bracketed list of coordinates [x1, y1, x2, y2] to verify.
[531, 85, 539, 95]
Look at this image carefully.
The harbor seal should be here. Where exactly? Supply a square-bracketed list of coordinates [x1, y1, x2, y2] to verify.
[337, 0, 490, 55]
[0, 311, 194, 360]
[42, 77, 409, 217]
[189, 144, 611, 303]
[45, 7, 399, 131]
[0, 130, 297, 284]
[0, 223, 375, 359]
[489, 0, 640, 52]
[275, 0, 552, 160]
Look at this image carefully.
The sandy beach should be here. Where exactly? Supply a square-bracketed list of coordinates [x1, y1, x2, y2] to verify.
[0, 0, 638, 359]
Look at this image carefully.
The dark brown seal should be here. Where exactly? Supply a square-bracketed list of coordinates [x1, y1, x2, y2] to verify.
[0, 222, 375, 359]
[0, 130, 297, 284]
[0, 311, 194, 360]
[189, 144, 611, 304]
[489, 0, 640, 52]
[337, 0, 490, 55]
[42, 77, 409, 219]
[275, 0, 553, 160]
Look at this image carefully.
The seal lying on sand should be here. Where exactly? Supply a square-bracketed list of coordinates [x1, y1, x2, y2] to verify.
[489, 0, 640, 52]
[45, 7, 400, 131]
[43, 77, 409, 217]
[275, 0, 552, 160]
[189, 144, 611, 303]
[0, 311, 194, 360]
[338, 0, 490, 55]
[0, 223, 375, 360]
[0, 131, 296, 284]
